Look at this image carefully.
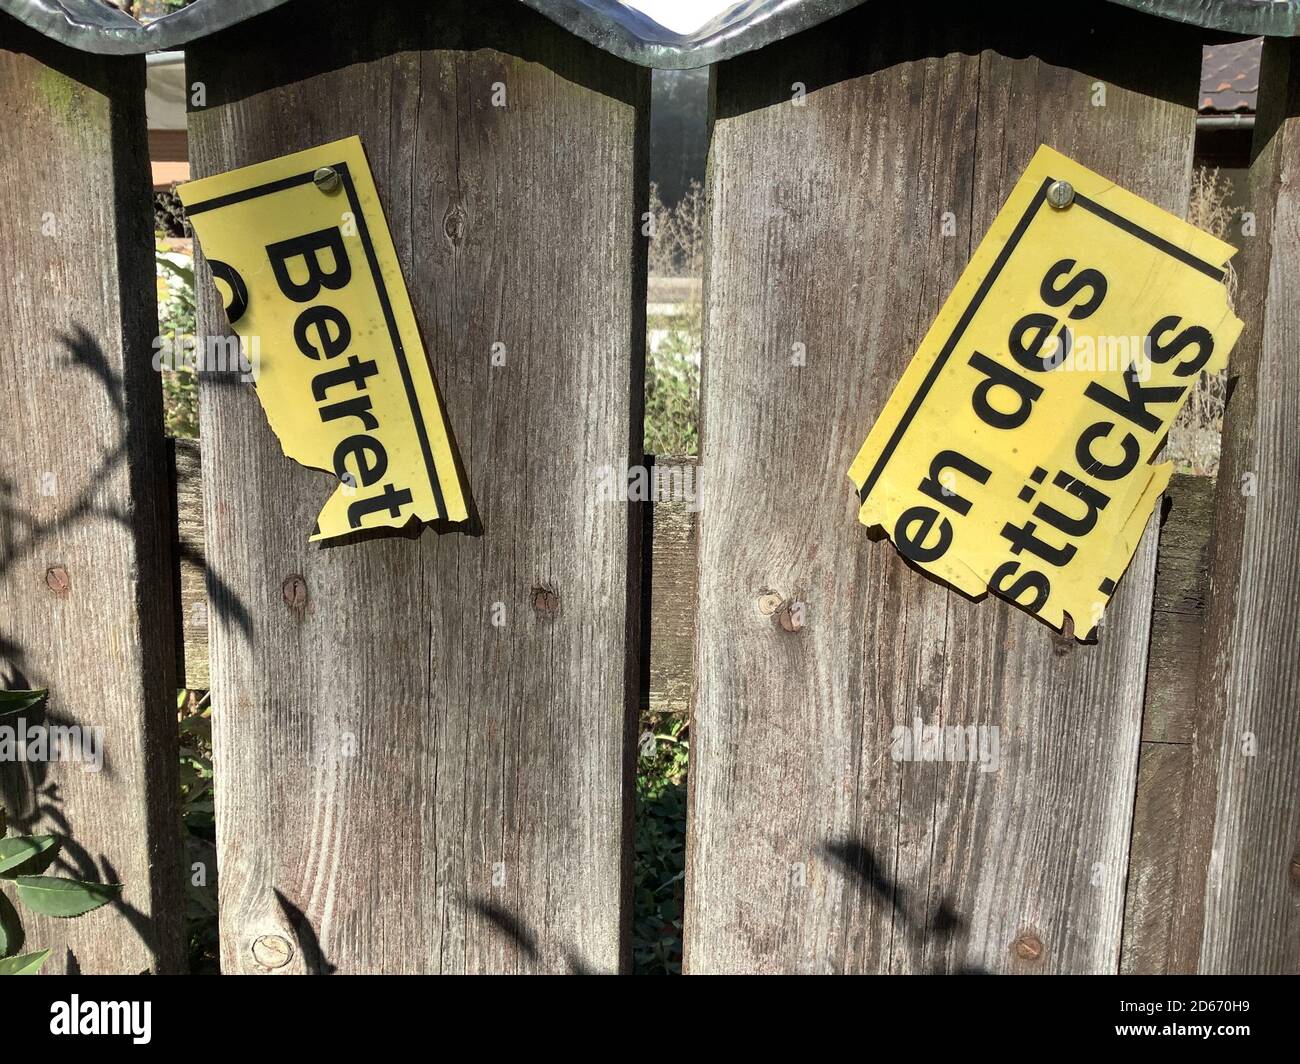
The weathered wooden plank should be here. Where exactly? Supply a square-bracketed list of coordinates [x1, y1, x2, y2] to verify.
[174, 446, 699, 710]
[1142, 473, 1216, 744]
[187, 0, 647, 973]
[1119, 742, 1193, 974]
[1119, 473, 1216, 973]
[171, 439, 209, 690]
[686, 0, 1204, 974]
[0, 16, 184, 972]
[647, 455, 698, 715]
[1172, 36, 1300, 975]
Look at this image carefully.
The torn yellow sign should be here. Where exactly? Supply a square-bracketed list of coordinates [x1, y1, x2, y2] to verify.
[848, 145, 1241, 638]
[178, 136, 467, 542]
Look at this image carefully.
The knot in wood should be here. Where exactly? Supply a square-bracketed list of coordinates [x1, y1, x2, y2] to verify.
[443, 202, 467, 246]
[251, 933, 294, 970]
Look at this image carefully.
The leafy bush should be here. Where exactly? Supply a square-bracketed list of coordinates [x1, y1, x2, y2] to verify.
[156, 246, 199, 439]
[633, 711, 688, 975]
[0, 690, 123, 975]
[178, 690, 218, 973]
[646, 306, 700, 457]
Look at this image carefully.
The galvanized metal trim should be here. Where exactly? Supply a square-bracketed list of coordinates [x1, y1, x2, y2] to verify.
[1116, 0, 1300, 37]
[0, 0, 293, 55]
[0, 0, 1296, 65]
[517, 0, 870, 69]
[1197, 112, 1258, 126]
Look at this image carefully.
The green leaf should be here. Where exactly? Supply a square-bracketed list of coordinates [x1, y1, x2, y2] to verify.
[0, 689, 45, 707]
[0, 949, 49, 975]
[156, 254, 195, 287]
[0, 836, 58, 877]
[0, 690, 46, 721]
[13, 876, 120, 918]
[0, 890, 23, 956]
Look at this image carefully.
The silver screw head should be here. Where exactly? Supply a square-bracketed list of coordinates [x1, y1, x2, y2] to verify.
[313, 166, 341, 193]
[1047, 179, 1075, 209]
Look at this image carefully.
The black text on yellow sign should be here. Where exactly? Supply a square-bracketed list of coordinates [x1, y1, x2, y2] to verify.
[849, 146, 1241, 638]
[179, 137, 468, 542]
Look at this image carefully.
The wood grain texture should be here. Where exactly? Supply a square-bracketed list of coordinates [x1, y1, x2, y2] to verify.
[686, 0, 1204, 974]
[1142, 473, 1216, 744]
[187, 0, 647, 973]
[0, 16, 184, 973]
[647, 455, 698, 716]
[1119, 742, 1193, 974]
[1119, 473, 1215, 973]
[175, 445, 696, 714]
[1173, 37, 1300, 975]
[171, 439, 208, 690]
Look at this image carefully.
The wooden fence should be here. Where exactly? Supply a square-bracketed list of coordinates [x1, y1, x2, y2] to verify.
[0, 0, 1296, 974]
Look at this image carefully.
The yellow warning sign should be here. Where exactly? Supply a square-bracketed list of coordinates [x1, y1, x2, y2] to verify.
[179, 136, 467, 542]
[848, 146, 1241, 638]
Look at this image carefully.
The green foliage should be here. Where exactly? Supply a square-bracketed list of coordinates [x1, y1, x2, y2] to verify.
[12, 877, 121, 919]
[0, 892, 21, 956]
[157, 246, 199, 439]
[0, 690, 46, 722]
[645, 307, 700, 457]
[0, 951, 49, 976]
[178, 690, 219, 973]
[0, 690, 121, 975]
[0, 836, 58, 876]
[633, 711, 688, 975]
[637, 300, 698, 972]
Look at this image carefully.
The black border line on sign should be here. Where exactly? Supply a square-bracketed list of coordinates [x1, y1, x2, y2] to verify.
[857, 176, 1226, 504]
[185, 164, 448, 522]
[1074, 193, 1227, 282]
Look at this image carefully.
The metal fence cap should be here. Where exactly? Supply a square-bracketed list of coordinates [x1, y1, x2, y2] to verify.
[1, 0, 1296, 66]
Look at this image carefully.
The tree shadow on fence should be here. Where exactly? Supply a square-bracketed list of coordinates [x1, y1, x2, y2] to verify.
[821, 837, 990, 974]
[274, 888, 337, 975]
[0, 324, 250, 971]
[464, 895, 603, 975]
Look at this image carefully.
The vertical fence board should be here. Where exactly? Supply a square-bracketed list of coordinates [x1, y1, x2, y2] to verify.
[0, 16, 183, 972]
[171, 438, 209, 689]
[686, 0, 1202, 974]
[1139, 473, 1216, 745]
[187, 0, 646, 973]
[1173, 37, 1300, 975]
[1120, 474, 1215, 974]
[648, 455, 699, 715]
